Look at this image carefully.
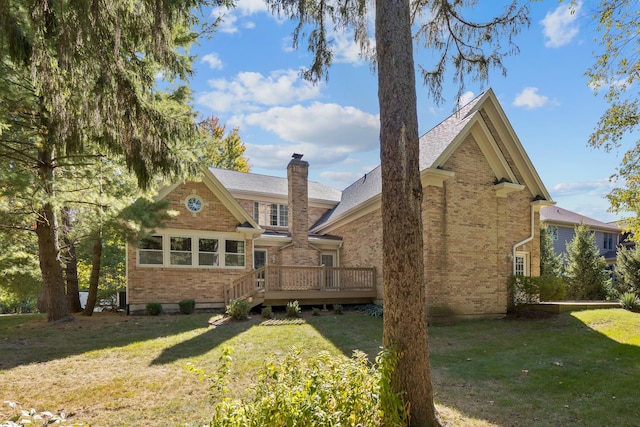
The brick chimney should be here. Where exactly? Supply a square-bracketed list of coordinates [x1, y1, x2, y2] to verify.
[287, 153, 309, 248]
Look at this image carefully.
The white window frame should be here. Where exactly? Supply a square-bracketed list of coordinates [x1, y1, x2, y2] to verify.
[269, 203, 288, 227]
[514, 251, 530, 276]
[137, 230, 245, 269]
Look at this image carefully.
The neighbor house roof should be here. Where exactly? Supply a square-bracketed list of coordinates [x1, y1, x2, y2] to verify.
[540, 206, 621, 232]
[312, 88, 553, 232]
[210, 167, 342, 204]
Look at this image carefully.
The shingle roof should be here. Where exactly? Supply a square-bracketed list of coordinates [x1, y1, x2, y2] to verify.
[540, 206, 621, 232]
[312, 91, 487, 229]
[210, 167, 342, 203]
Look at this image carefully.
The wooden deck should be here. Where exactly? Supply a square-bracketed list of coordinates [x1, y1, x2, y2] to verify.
[226, 265, 377, 308]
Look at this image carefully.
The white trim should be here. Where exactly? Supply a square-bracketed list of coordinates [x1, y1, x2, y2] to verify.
[136, 229, 247, 269]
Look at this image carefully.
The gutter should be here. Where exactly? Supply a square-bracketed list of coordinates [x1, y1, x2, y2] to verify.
[512, 200, 555, 275]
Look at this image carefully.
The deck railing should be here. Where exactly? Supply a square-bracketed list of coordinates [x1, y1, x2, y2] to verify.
[226, 265, 376, 304]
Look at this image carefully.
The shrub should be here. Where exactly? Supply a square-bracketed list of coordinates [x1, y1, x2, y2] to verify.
[285, 300, 301, 318]
[201, 346, 407, 427]
[312, 307, 321, 316]
[179, 299, 196, 314]
[261, 306, 273, 319]
[226, 299, 251, 320]
[146, 302, 162, 316]
[538, 275, 567, 301]
[356, 303, 384, 317]
[332, 304, 344, 314]
[619, 292, 639, 311]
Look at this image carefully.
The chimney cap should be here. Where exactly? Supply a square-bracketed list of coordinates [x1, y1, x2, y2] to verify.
[292, 153, 304, 160]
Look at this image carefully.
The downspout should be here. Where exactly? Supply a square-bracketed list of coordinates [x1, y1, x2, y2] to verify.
[512, 204, 535, 275]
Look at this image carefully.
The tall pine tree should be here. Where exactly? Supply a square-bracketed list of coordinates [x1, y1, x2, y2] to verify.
[0, 0, 231, 321]
[565, 223, 610, 300]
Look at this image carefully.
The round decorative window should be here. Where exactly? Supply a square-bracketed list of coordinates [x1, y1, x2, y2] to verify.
[186, 196, 203, 213]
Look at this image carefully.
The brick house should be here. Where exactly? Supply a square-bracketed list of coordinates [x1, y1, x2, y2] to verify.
[126, 89, 554, 322]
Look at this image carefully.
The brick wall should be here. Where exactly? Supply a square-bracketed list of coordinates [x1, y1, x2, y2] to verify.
[332, 133, 537, 322]
[127, 182, 253, 311]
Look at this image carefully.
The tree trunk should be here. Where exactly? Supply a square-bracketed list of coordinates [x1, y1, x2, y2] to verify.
[82, 231, 102, 316]
[375, 0, 439, 425]
[35, 148, 71, 322]
[62, 207, 83, 312]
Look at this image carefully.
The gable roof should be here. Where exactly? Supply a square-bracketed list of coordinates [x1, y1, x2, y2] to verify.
[156, 167, 261, 229]
[210, 167, 342, 204]
[312, 89, 553, 232]
[540, 206, 621, 232]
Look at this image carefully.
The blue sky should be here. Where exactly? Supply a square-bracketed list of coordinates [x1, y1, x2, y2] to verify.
[185, 0, 633, 223]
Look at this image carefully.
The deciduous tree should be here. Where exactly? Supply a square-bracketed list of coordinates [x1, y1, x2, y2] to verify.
[585, 0, 640, 235]
[264, 1, 529, 424]
[198, 116, 250, 172]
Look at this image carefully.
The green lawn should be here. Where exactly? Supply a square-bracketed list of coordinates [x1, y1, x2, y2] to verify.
[1, 308, 639, 426]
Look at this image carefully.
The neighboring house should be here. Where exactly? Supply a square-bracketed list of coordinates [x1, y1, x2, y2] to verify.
[540, 206, 623, 265]
[126, 89, 554, 323]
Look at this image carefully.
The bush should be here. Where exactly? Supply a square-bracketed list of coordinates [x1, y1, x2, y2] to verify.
[146, 302, 162, 316]
[332, 304, 344, 314]
[312, 307, 321, 316]
[508, 275, 567, 308]
[201, 346, 407, 427]
[619, 292, 639, 311]
[538, 275, 567, 301]
[285, 300, 301, 318]
[226, 299, 251, 320]
[179, 299, 196, 314]
[261, 306, 273, 319]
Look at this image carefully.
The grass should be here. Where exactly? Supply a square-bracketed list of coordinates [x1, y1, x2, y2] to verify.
[1, 308, 639, 426]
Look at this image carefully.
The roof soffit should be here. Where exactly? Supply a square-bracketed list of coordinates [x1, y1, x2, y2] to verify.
[201, 168, 260, 228]
[480, 92, 553, 202]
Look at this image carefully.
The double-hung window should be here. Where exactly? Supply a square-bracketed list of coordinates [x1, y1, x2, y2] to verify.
[199, 238, 219, 266]
[603, 233, 614, 251]
[270, 203, 288, 227]
[138, 233, 244, 268]
[225, 240, 245, 267]
[139, 235, 163, 265]
[170, 237, 192, 265]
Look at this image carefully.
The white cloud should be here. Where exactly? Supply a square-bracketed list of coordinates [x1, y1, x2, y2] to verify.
[513, 87, 549, 109]
[201, 53, 223, 70]
[458, 91, 475, 107]
[197, 69, 322, 113]
[243, 102, 379, 149]
[551, 179, 615, 197]
[240, 103, 379, 169]
[541, 1, 582, 48]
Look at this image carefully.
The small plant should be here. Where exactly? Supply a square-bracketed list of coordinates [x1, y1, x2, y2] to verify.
[619, 292, 639, 311]
[332, 304, 344, 314]
[179, 299, 196, 314]
[312, 307, 321, 316]
[203, 346, 407, 426]
[146, 302, 162, 316]
[261, 305, 273, 319]
[226, 299, 251, 320]
[285, 300, 301, 317]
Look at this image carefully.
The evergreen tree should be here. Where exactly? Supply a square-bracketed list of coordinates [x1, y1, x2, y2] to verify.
[565, 223, 610, 300]
[0, 0, 230, 321]
[264, 1, 529, 424]
[613, 246, 640, 295]
[540, 225, 563, 276]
